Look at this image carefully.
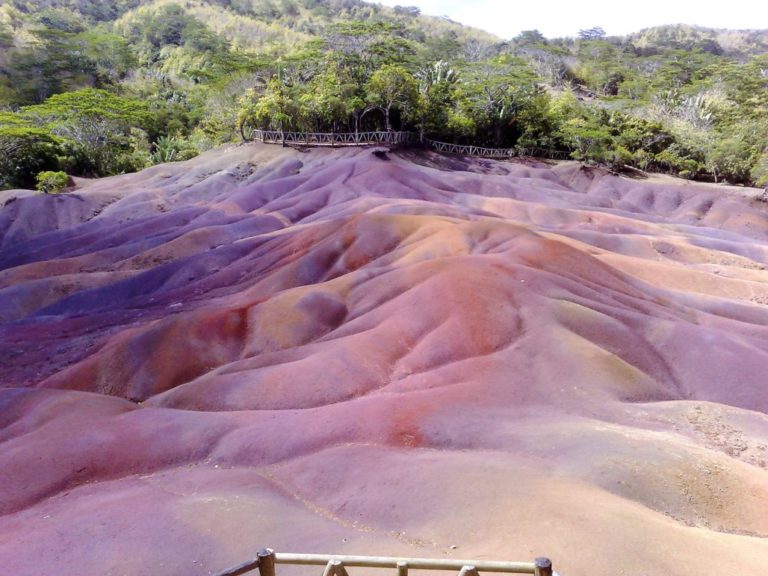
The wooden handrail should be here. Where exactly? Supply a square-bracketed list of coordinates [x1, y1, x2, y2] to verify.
[214, 549, 554, 576]
[249, 130, 418, 147]
[246, 129, 567, 161]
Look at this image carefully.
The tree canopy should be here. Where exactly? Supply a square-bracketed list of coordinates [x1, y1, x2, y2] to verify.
[2, 1, 768, 189]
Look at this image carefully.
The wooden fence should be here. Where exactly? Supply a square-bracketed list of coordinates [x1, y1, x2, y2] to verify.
[247, 130, 569, 161]
[423, 139, 515, 159]
[250, 130, 418, 147]
[513, 147, 572, 161]
[214, 549, 555, 576]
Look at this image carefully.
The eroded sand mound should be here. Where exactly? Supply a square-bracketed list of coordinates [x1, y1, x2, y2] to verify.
[1, 144, 768, 576]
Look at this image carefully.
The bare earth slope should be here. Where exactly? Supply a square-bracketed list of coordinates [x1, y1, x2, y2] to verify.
[1, 145, 767, 576]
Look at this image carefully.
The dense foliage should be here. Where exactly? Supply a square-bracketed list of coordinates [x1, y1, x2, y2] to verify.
[36, 170, 69, 193]
[1, 1, 767, 189]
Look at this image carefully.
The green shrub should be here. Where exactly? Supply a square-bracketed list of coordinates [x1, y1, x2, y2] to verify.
[607, 145, 634, 169]
[0, 124, 62, 189]
[36, 171, 70, 194]
[655, 145, 705, 179]
[632, 149, 653, 171]
[150, 135, 199, 164]
[751, 151, 768, 187]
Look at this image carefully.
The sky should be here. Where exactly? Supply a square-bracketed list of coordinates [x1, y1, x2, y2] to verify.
[376, 0, 768, 39]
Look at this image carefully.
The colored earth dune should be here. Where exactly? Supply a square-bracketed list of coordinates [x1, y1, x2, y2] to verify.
[1, 145, 768, 576]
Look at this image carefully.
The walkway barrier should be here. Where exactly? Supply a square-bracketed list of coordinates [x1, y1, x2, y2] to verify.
[423, 139, 515, 159]
[513, 147, 572, 160]
[214, 549, 555, 576]
[247, 130, 570, 161]
[250, 130, 418, 147]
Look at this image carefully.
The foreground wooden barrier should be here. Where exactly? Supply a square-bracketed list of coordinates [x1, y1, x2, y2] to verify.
[214, 549, 554, 576]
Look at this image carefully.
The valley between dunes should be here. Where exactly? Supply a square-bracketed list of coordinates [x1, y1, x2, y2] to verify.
[2, 144, 768, 576]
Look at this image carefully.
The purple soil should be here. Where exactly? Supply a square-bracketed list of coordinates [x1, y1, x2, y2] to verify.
[1, 144, 768, 576]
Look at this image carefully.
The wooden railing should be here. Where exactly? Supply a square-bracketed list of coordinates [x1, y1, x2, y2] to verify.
[422, 141, 571, 161]
[250, 130, 419, 147]
[247, 130, 569, 161]
[214, 549, 555, 576]
[423, 139, 515, 159]
[513, 147, 572, 161]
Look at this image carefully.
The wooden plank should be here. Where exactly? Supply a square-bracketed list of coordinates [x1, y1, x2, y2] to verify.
[213, 557, 260, 576]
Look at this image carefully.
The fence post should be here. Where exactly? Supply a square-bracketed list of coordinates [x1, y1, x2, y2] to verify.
[333, 561, 349, 576]
[533, 558, 552, 576]
[322, 560, 336, 576]
[258, 549, 276, 576]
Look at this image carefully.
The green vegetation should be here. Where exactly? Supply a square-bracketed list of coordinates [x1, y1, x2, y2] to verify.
[0, 113, 62, 189]
[1, 1, 768, 189]
[36, 170, 69, 193]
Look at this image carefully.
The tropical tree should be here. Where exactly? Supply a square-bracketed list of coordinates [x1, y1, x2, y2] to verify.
[363, 64, 419, 130]
[579, 27, 607, 40]
[21, 88, 150, 175]
[299, 62, 362, 131]
[238, 77, 298, 135]
[458, 56, 539, 146]
[0, 122, 62, 189]
[416, 60, 460, 138]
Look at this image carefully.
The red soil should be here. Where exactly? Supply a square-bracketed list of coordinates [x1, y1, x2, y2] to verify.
[1, 144, 767, 575]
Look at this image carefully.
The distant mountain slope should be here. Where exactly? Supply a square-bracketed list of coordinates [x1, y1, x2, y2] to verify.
[5, 0, 500, 49]
[629, 24, 768, 57]
[1, 1, 767, 191]
[4, 0, 139, 20]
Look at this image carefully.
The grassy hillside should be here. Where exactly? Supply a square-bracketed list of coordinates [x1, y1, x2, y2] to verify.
[1, 1, 767, 189]
[628, 24, 768, 57]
